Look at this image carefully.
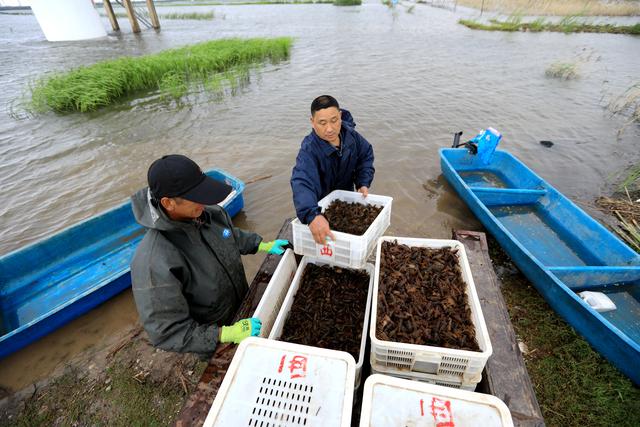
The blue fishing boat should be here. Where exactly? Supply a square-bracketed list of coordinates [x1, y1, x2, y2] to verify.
[440, 148, 640, 386]
[0, 169, 245, 359]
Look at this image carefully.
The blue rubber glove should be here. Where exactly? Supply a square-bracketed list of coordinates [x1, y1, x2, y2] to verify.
[258, 239, 289, 255]
[220, 318, 261, 344]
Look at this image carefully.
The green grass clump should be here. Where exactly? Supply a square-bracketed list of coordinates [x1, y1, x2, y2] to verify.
[30, 37, 293, 113]
[334, 0, 361, 5]
[545, 61, 579, 79]
[161, 11, 215, 20]
[527, 17, 546, 32]
[459, 17, 640, 34]
[488, 15, 523, 31]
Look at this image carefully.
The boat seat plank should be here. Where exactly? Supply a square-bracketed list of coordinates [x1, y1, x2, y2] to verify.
[454, 230, 545, 427]
[472, 187, 547, 206]
[548, 266, 640, 290]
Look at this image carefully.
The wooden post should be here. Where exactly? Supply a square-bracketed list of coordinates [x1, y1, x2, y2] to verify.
[103, 0, 119, 32]
[122, 0, 141, 34]
[145, 0, 161, 30]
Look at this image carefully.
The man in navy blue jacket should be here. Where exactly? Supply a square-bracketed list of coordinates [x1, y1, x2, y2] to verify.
[291, 95, 375, 244]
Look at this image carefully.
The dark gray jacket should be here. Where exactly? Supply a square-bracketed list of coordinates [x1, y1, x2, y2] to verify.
[130, 188, 262, 355]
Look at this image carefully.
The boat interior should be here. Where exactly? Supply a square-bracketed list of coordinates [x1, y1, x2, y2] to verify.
[443, 149, 640, 343]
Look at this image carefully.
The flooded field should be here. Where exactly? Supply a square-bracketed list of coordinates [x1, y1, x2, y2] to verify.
[1, 1, 639, 392]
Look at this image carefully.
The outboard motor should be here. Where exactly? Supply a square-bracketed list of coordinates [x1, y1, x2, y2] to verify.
[452, 128, 502, 164]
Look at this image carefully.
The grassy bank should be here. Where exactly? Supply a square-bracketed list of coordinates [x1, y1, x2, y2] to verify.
[30, 37, 292, 113]
[459, 16, 640, 34]
[488, 239, 640, 426]
[0, 327, 207, 426]
[456, 0, 640, 16]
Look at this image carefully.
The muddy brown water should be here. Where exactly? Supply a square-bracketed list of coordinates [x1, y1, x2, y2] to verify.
[1, 3, 639, 392]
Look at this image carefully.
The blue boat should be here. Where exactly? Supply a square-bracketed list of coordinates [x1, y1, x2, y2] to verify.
[440, 148, 640, 385]
[0, 169, 245, 359]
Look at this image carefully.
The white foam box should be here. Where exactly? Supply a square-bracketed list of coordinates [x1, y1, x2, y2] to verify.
[371, 237, 492, 382]
[269, 256, 374, 389]
[292, 190, 393, 268]
[370, 360, 479, 392]
[252, 249, 297, 338]
[360, 374, 514, 427]
[204, 337, 356, 427]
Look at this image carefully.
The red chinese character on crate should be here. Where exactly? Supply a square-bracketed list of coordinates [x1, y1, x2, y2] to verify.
[319, 245, 333, 257]
[429, 397, 455, 427]
[277, 354, 308, 379]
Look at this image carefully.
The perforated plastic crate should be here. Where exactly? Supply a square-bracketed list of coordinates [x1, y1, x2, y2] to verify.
[371, 237, 492, 381]
[252, 249, 297, 338]
[203, 337, 356, 427]
[370, 360, 480, 392]
[291, 190, 392, 268]
[360, 374, 514, 426]
[269, 256, 374, 389]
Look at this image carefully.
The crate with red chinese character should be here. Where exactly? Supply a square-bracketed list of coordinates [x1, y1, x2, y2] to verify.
[370, 237, 493, 385]
[269, 256, 375, 389]
[291, 190, 393, 269]
[203, 337, 356, 427]
[359, 374, 514, 427]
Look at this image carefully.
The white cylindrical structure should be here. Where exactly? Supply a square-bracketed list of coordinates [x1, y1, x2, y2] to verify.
[30, 0, 107, 42]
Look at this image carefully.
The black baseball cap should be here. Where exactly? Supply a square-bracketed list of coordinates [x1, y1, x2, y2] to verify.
[147, 154, 232, 205]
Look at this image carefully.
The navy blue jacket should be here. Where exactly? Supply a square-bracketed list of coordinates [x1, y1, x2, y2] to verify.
[291, 110, 375, 224]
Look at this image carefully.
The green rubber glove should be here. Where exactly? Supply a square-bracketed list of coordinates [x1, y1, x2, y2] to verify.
[220, 318, 262, 344]
[258, 239, 289, 255]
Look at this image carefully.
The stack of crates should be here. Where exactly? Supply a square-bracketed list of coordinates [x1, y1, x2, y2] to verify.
[369, 237, 493, 391]
[278, 189, 393, 390]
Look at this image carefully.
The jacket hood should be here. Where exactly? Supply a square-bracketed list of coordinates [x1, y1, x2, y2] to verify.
[131, 187, 183, 232]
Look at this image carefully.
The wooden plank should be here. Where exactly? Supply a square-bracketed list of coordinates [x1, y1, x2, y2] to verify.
[454, 230, 545, 427]
[121, 0, 141, 33]
[174, 219, 294, 427]
[145, 0, 161, 30]
[103, 0, 119, 32]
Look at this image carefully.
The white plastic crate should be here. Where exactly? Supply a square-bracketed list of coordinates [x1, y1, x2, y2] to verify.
[371, 237, 492, 381]
[269, 256, 374, 389]
[292, 190, 393, 268]
[370, 360, 479, 392]
[204, 337, 356, 427]
[252, 249, 297, 338]
[360, 374, 514, 427]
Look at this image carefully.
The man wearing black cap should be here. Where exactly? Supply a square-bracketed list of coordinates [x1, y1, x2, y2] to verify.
[130, 154, 288, 355]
